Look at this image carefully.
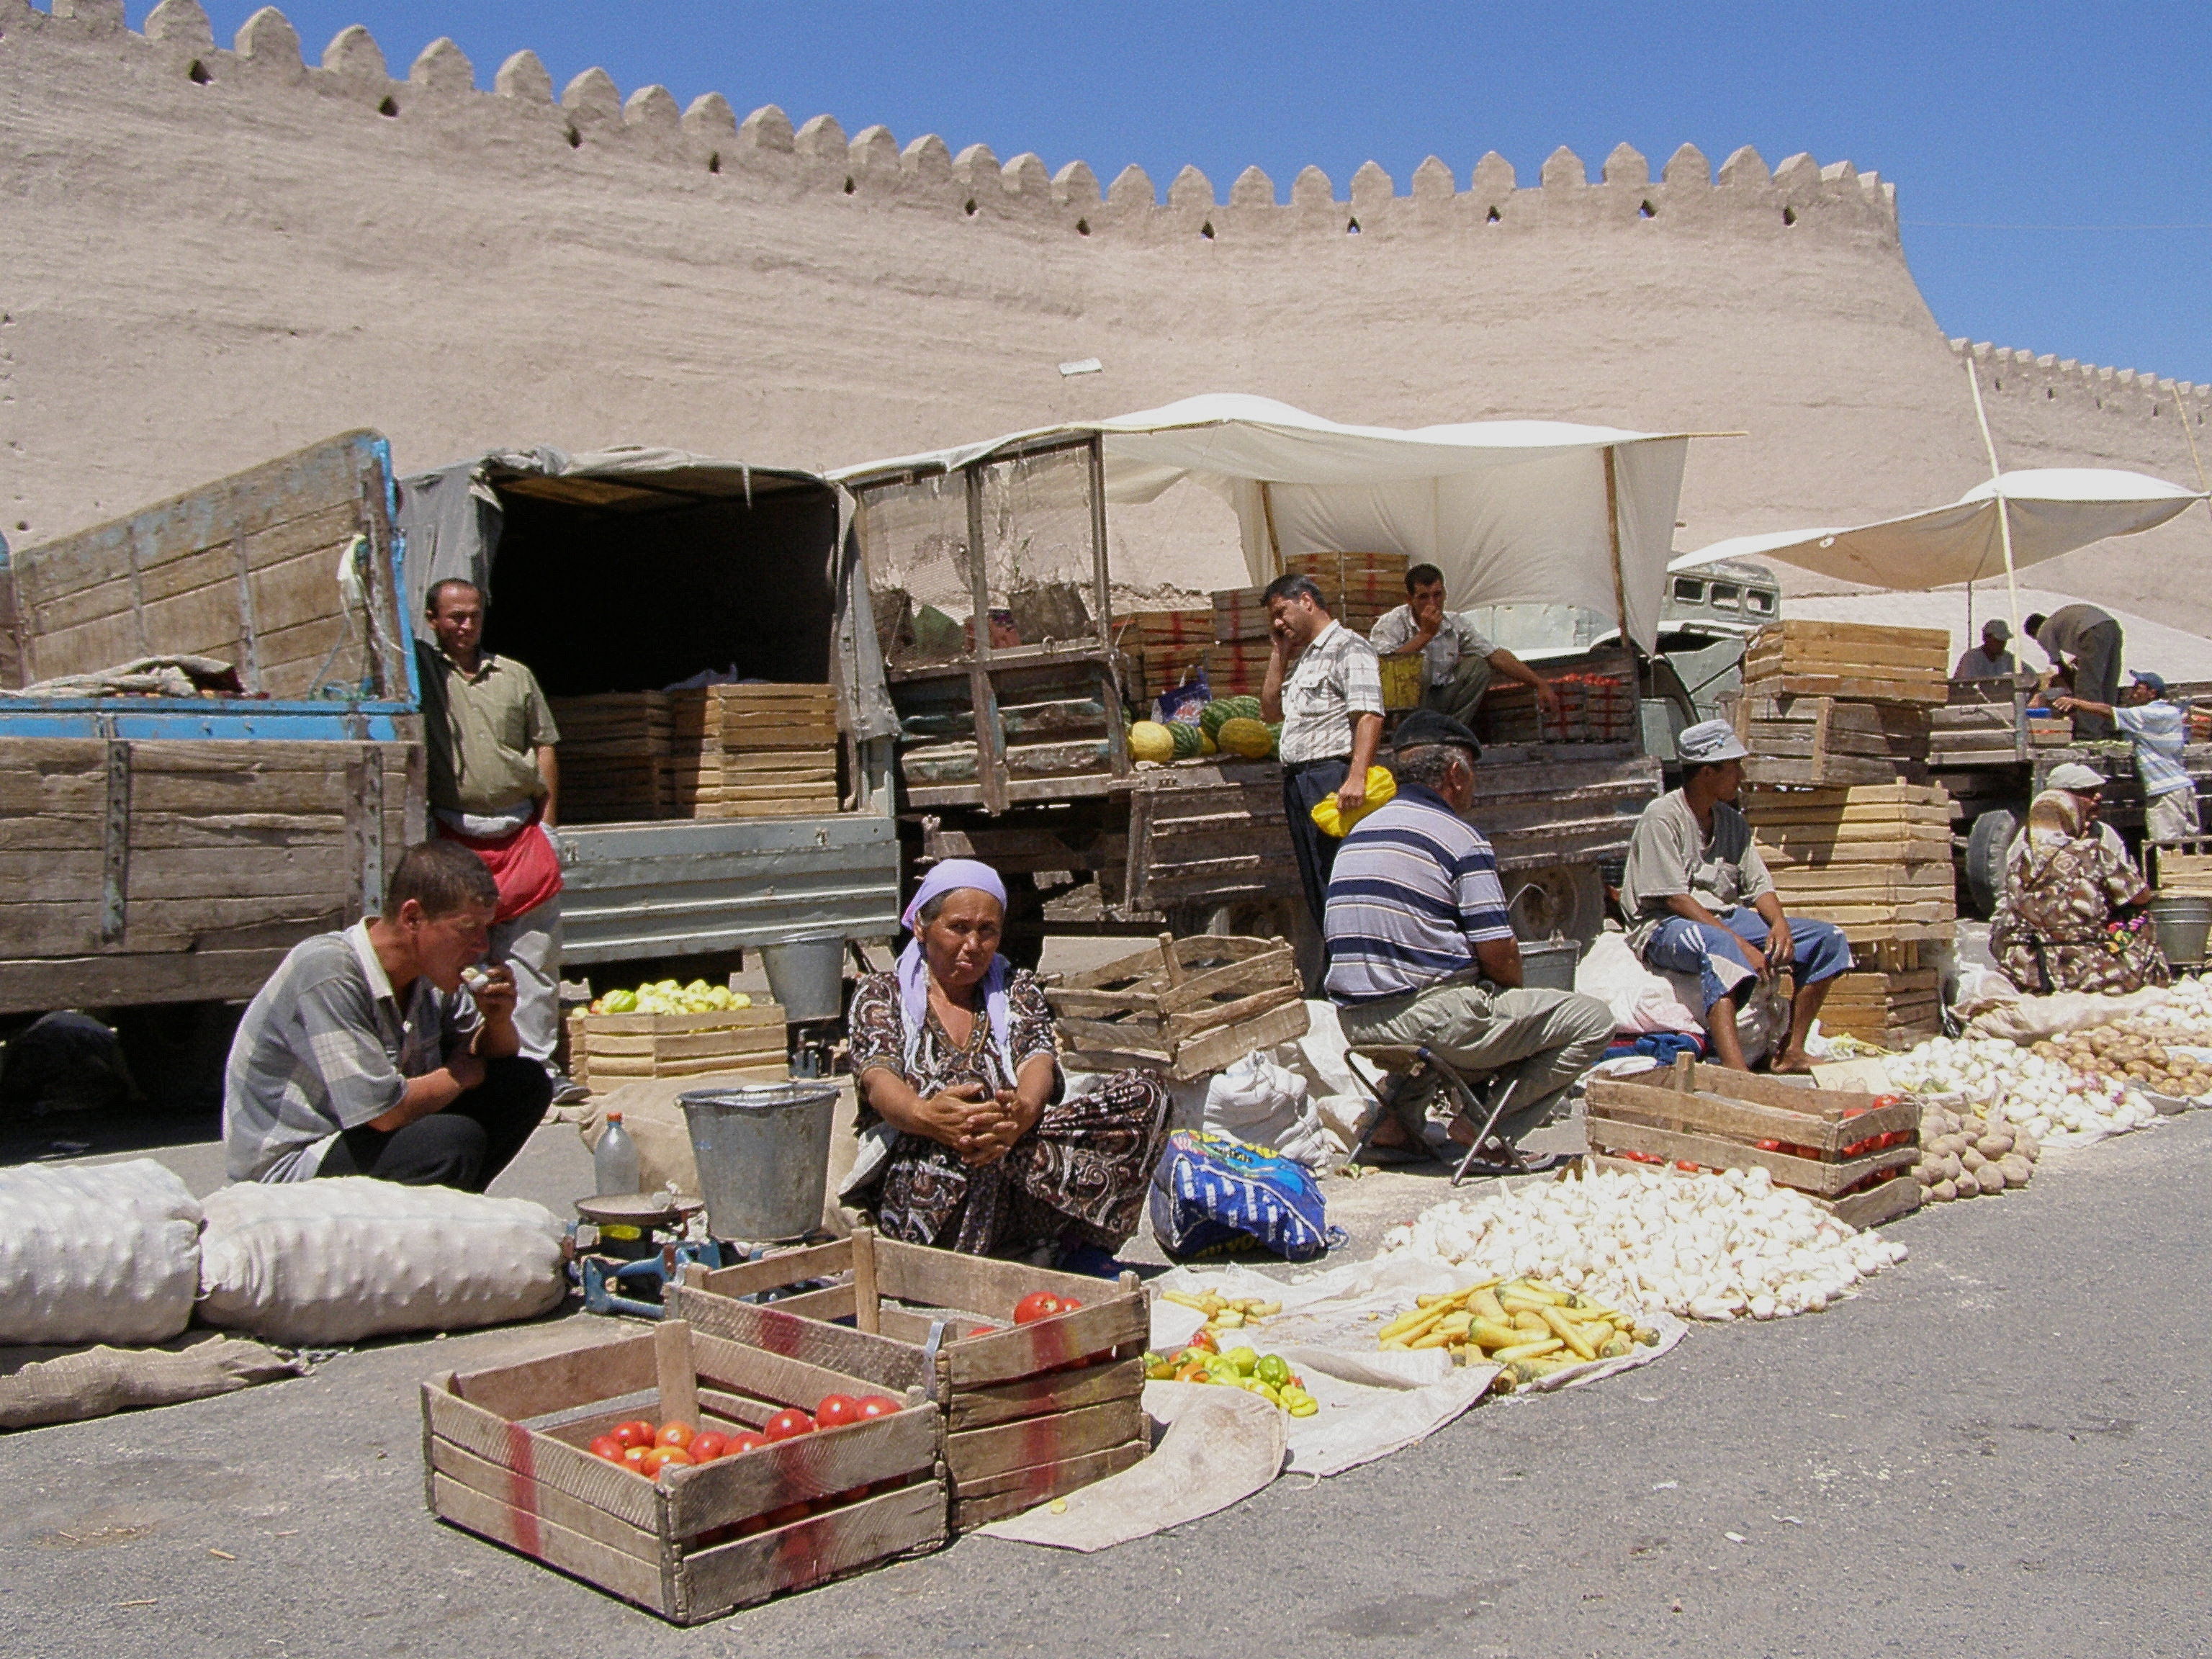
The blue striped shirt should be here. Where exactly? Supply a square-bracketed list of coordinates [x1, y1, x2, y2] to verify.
[1323, 783, 1513, 1004]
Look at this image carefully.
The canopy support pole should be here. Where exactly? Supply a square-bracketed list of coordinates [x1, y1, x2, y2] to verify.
[1257, 482, 1285, 579]
[1963, 355, 2022, 635]
[1601, 447, 1630, 646]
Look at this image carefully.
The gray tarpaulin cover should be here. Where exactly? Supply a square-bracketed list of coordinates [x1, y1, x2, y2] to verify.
[395, 446, 898, 742]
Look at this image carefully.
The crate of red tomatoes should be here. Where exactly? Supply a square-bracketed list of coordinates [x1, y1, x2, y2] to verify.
[421, 1318, 946, 1624]
[667, 1228, 1149, 1533]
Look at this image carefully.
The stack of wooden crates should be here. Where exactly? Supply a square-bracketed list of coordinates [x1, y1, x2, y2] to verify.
[1285, 551, 1408, 637]
[1208, 588, 1272, 697]
[1734, 621, 1954, 1048]
[1114, 607, 1215, 704]
[568, 1001, 788, 1089]
[669, 685, 840, 819]
[548, 693, 671, 823]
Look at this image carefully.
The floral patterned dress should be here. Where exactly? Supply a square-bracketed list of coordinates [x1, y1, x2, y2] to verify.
[845, 969, 1171, 1257]
[1991, 835, 2170, 995]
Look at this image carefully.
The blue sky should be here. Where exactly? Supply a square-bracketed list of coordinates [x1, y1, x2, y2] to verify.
[164, 1, 2211, 384]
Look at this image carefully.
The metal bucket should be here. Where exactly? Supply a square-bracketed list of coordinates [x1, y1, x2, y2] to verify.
[2150, 894, 2212, 966]
[760, 936, 846, 1022]
[679, 1082, 840, 1241]
[1519, 936, 1582, 992]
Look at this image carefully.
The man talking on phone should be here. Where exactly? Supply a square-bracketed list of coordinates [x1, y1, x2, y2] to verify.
[222, 840, 552, 1190]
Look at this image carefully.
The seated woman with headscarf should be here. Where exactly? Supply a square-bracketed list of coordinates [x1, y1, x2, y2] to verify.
[840, 859, 1172, 1267]
[1990, 789, 2170, 995]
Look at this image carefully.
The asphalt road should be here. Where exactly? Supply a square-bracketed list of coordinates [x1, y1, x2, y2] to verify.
[4, 1110, 2208, 1659]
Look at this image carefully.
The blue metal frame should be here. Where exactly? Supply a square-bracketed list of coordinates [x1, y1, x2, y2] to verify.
[0, 439, 425, 742]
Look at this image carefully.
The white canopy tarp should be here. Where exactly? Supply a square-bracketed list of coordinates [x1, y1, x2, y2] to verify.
[1671, 468, 2206, 590]
[832, 394, 1696, 651]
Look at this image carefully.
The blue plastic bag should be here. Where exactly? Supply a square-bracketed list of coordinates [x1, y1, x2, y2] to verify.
[1148, 1130, 1346, 1262]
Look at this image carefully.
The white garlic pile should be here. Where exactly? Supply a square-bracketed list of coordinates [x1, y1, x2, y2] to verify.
[1884, 1034, 2157, 1150]
[1378, 1164, 1907, 1323]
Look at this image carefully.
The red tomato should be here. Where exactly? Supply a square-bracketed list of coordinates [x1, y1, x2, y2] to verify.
[638, 1446, 693, 1478]
[1059, 1296, 1083, 1313]
[765, 1500, 813, 1528]
[621, 1444, 652, 1473]
[763, 1408, 816, 1442]
[588, 1434, 626, 1463]
[965, 1325, 997, 1340]
[655, 1421, 696, 1449]
[855, 1395, 902, 1420]
[688, 1431, 729, 1462]
[611, 1420, 657, 1449]
[727, 1430, 768, 1455]
[1013, 1291, 1064, 1324]
[814, 1394, 862, 1429]
[1183, 1328, 1218, 1354]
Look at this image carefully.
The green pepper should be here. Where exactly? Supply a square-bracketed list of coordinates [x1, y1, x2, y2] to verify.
[1255, 1353, 1291, 1388]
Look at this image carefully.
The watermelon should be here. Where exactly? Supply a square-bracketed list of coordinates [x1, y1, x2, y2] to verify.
[1166, 721, 1205, 760]
[1218, 716, 1275, 759]
[1200, 695, 1263, 738]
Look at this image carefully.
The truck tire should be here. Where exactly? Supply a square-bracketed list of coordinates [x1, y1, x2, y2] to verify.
[1506, 864, 1605, 945]
[1964, 808, 2021, 920]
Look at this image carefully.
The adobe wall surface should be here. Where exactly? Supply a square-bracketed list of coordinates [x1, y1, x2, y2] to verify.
[2, 0, 2206, 629]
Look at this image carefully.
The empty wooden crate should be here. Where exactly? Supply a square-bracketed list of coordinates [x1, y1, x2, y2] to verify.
[575, 1002, 788, 1082]
[669, 684, 841, 819]
[421, 1320, 945, 1624]
[1585, 1058, 1921, 1227]
[1044, 933, 1308, 1081]
[549, 691, 671, 823]
[670, 1232, 1150, 1533]
[1741, 621, 1950, 706]
[1745, 783, 1956, 943]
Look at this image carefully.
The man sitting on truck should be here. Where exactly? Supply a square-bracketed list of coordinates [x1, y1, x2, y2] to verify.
[1951, 618, 2018, 681]
[1369, 563, 1561, 727]
[1323, 711, 1613, 1171]
[1621, 720, 1851, 1074]
[416, 577, 577, 1102]
[222, 840, 552, 1190]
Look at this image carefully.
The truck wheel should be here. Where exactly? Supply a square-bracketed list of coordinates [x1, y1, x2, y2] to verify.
[1964, 808, 2021, 920]
[1506, 864, 1604, 944]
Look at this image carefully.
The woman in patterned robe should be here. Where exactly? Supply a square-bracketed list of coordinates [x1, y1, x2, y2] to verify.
[840, 859, 1170, 1264]
[1991, 790, 2170, 995]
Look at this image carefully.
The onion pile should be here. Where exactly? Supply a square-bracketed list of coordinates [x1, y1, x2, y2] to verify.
[1882, 1035, 2157, 1149]
[1379, 1164, 1907, 1323]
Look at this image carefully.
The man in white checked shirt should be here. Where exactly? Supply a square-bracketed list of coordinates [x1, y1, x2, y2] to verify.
[1261, 572, 1385, 939]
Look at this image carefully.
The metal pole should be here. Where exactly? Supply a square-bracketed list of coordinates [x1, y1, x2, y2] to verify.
[1601, 447, 1630, 645]
[1964, 354, 2022, 635]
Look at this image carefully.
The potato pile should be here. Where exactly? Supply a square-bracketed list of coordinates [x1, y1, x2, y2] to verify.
[1911, 1103, 2038, 1202]
[2032, 1021, 2212, 1101]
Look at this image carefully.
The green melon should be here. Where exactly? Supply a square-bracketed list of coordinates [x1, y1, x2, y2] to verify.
[1166, 721, 1205, 759]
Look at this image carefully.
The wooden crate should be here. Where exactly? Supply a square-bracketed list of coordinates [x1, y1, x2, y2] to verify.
[1478, 664, 1638, 747]
[670, 1231, 1150, 1533]
[1586, 1153, 1923, 1228]
[1044, 933, 1308, 1081]
[670, 683, 840, 750]
[550, 692, 673, 823]
[1817, 967, 1942, 1047]
[1210, 588, 1271, 643]
[1742, 621, 1949, 706]
[1737, 694, 1930, 787]
[423, 1320, 945, 1624]
[577, 1003, 788, 1082]
[1745, 783, 1957, 943]
[1585, 1058, 1919, 1202]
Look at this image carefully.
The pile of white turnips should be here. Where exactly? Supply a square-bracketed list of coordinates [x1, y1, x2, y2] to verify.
[1882, 1035, 2158, 1150]
[1380, 1164, 1907, 1324]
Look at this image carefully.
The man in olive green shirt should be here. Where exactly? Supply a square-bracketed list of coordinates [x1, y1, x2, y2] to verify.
[418, 579, 575, 1098]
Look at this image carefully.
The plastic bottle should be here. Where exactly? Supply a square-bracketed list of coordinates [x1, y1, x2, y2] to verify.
[594, 1111, 640, 1196]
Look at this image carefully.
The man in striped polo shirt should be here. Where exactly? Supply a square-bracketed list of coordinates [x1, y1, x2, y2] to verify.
[1324, 711, 1613, 1166]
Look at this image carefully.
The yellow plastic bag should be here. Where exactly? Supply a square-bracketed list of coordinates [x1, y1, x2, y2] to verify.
[1309, 765, 1398, 837]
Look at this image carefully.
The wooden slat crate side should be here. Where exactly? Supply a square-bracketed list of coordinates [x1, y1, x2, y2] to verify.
[687, 1328, 897, 1424]
[431, 1473, 674, 1615]
[676, 1480, 948, 1623]
[946, 1354, 1147, 1433]
[428, 1436, 670, 1574]
[685, 1237, 854, 1299]
[1583, 1118, 1917, 1195]
[1583, 1076, 1918, 1154]
[662, 1403, 940, 1537]
[451, 1334, 660, 1420]
[942, 1299, 1151, 1390]
[873, 1238, 1124, 1321]
[1821, 1176, 1925, 1229]
[665, 1284, 929, 1395]
[945, 1395, 1148, 1485]
[949, 1440, 1150, 1532]
[422, 1382, 662, 1533]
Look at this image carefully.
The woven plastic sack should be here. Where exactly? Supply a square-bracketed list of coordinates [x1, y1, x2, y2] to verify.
[0, 1159, 201, 1344]
[1148, 1130, 1346, 1262]
[197, 1179, 567, 1344]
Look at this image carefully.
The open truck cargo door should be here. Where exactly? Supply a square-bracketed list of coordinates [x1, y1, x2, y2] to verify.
[0, 431, 419, 1011]
[395, 447, 900, 965]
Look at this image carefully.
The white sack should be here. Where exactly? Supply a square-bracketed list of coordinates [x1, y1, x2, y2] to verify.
[0, 1159, 201, 1345]
[1202, 1053, 1329, 1169]
[197, 1179, 567, 1345]
[1964, 986, 2172, 1044]
[1576, 932, 1703, 1034]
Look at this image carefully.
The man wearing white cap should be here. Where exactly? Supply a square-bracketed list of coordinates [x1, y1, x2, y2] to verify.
[1620, 720, 1852, 1073]
[1952, 618, 2018, 681]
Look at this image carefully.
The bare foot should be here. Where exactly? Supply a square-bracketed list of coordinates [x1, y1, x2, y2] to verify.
[1768, 1052, 1816, 1075]
[1368, 1113, 1413, 1150]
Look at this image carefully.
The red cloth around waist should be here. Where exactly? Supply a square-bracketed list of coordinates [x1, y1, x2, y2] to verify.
[435, 809, 564, 923]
